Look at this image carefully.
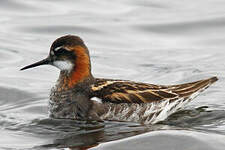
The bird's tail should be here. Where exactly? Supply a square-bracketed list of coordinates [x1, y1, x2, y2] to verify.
[170, 76, 218, 98]
[151, 76, 218, 124]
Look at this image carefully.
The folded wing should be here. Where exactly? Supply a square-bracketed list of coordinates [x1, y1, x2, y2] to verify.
[91, 77, 218, 104]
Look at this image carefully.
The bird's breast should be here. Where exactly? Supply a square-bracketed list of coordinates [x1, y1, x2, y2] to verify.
[49, 86, 92, 120]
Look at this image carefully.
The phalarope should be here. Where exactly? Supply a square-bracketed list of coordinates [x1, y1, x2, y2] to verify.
[21, 35, 218, 124]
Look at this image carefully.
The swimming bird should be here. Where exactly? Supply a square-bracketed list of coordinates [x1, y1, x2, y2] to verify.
[21, 35, 218, 124]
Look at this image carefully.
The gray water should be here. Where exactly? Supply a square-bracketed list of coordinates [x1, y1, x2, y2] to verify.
[0, 0, 225, 149]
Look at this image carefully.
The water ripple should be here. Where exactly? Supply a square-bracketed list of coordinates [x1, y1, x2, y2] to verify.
[17, 25, 104, 35]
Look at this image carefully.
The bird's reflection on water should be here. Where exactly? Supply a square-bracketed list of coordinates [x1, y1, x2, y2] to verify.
[26, 106, 225, 149]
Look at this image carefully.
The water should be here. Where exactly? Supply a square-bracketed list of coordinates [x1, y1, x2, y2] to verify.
[0, 0, 225, 149]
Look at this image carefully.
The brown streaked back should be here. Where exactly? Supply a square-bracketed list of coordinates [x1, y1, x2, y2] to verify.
[91, 77, 218, 104]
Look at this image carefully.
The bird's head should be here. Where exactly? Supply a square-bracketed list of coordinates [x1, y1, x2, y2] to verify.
[21, 35, 92, 86]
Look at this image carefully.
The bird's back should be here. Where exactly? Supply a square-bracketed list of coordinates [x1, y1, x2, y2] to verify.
[90, 77, 218, 124]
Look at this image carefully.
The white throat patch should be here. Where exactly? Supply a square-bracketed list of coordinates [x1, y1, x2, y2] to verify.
[53, 60, 73, 71]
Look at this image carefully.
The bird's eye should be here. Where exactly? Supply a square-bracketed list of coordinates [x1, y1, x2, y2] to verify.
[54, 47, 68, 56]
[54, 46, 63, 52]
[52, 46, 74, 59]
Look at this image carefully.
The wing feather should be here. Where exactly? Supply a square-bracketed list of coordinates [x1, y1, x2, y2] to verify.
[91, 77, 217, 104]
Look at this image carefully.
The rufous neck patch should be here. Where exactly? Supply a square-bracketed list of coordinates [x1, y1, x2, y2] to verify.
[65, 45, 91, 88]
